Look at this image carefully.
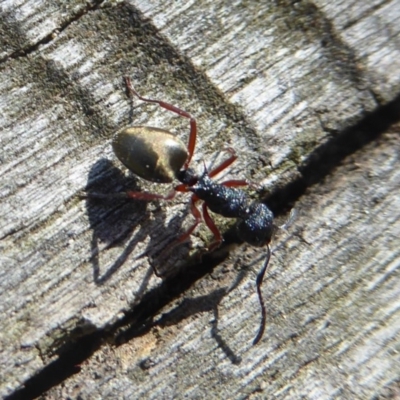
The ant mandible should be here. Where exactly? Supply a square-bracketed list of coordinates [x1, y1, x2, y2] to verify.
[111, 76, 278, 345]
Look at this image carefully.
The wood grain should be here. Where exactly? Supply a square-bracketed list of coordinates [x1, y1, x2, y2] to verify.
[1, 0, 399, 398]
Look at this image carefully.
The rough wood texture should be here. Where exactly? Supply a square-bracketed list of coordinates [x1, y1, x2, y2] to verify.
[43, 129, 400, 400]
[1, 0, 399, 398]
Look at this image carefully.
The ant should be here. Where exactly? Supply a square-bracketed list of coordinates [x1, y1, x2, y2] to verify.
[98, 76, 289, 345]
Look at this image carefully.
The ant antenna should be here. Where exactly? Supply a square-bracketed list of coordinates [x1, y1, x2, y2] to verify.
[201, 160, 208, 175]
[253, 244, 271, 345]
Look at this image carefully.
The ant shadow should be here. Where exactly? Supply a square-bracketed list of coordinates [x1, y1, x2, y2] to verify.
[115, 247, 250, 365]
[156, 267, 248, 365]
[83, 160, 252, 364]
[83, 158, 192, 287]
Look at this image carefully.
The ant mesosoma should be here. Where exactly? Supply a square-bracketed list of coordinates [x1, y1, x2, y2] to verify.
[105, 76, 288, 345]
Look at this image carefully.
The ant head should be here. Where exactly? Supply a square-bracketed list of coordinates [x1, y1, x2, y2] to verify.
[176, 167, 198, 186]
[177, 161, 210, 187]
[236, 203, 274, 247]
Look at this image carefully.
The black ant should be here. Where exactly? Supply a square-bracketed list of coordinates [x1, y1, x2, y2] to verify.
[97, 76, 289, 345]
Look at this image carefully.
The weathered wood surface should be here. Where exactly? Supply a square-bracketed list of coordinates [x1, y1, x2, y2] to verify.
[0, 0, 399, 398]
[43, 128, 400, 400]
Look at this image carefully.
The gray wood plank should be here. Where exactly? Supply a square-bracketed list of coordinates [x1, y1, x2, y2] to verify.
[0, 0, 399, 397]
[43, 128, 400, 399]
[0, 0, 103, 60]
[315, 0, 400, 102]
[130, 0, 386, 186]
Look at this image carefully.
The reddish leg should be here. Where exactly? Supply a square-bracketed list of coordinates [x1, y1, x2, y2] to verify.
[174, 183, 192, 193]
[82, 180, 247, 203]
[208, 147, 238, 178]
[124, 76, 197, 168]
[126, 189, 176, 201]
[202, 203, 223, 251]
[80, 189, 177, 202]
[220, 179, 248, 187]
[157, 195, 203, 259]
[174, 195, 203, 243]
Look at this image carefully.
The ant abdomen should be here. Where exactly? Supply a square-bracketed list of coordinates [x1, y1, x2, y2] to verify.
[112, 126, 188, 183]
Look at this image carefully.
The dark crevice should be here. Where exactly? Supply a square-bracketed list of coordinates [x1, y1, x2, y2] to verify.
[6, 333, 103, 400]
[6, 249, 228, 400]
[343, 1, 390, 30]
[267, 92, 400, 216]
[275, 0, 365, 89]
[0, 0, 105, 64]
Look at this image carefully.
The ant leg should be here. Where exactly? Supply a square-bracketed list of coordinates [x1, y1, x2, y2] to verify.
[124, 76, 197, 168]
[80, 189, 176, 202]
[202, 203, 223, 251]
[174, 195, 202, 242]
[209, 149, 261, 188]
[126, 189, 176, 201]
[79, 191, 133, 200]
[138, 195, 203, 277]
[222, 178, 265, 192]
[208, 147, 238, 178]
[157, 195, 203, 258]
[174, 183, 192, 193]
[253, 244, 271, 345]
[220, 179, 248, 187]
